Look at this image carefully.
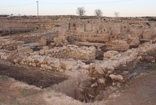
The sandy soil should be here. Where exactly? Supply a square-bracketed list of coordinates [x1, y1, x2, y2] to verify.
[0, 62, 156, 105]
[103, 63, 156, 105]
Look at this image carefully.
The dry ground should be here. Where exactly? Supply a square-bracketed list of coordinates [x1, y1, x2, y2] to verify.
[104, 63, 156, 105]
[0, 62, 156, 105]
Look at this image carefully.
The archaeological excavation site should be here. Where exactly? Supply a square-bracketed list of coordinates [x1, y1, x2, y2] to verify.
[0, 16, 156, 104]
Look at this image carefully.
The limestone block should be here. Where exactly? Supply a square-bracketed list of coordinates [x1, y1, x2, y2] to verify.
[17, 46, 33, 53]
[43, 46, 49, 50]
[129, 25, 144, 38]
[94, 65, 105, 75]
[143, 28, 152, 40]
[109, 74, 124, 81]
[91, 82, 98, 87]
[127, 37, 140, 46]
[85, 23, 92, 32]
[141, 55, 155, 63]
[41, 37, 47, 46]
[97, 78, 106, 85]
[69, 23, 77, 30]
[152, 27, 156, 37]
[104, 51, 119, 59]
[53, 36, 68, 47]
[60, 61, 77, 71]
[110, 60, 120, 68]
[111, 23, 121, 35]
[106, 40, 129, 51]
[101, 24, 111, 35]
[39, 49, 45, 55]
[150, 38, 156, 44]
[121, 23, 129, 33]
[50, 42, 55, 47]
[106, 66, 115, 72]
[80, 64, 90, 70]
[76, 23, 85, 32]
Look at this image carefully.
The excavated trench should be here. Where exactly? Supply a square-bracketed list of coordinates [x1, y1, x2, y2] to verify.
[46, 60, 153, 103]
[49, 50, 156, 102]
[0, 52, 155, 103]
[0, 60, 68, 88]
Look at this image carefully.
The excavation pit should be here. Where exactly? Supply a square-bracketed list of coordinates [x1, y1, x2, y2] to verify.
[47, 61, 153, 103]
[0, 59, 155, 103]
[0, 60, 68, 88]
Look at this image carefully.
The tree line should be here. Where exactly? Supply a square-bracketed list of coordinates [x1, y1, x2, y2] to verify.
[77, 7, 119, 17]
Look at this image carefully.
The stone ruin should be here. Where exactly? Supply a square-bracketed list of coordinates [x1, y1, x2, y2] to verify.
[0, 16, 156, 102]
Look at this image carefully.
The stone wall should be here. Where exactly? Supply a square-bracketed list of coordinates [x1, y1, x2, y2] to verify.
[0, 37, 24, 50]
[65, 31, 109, 42]
[38, 45, 96, 61]
[0, 16, 156, 102]
[0, 49, 87, 76]
[56, 19, 156, 44]
[11, 32, 57, 44]
[1, 16, 156, 45]
[75, 39, 156, 100]
[106, 40, 129, 51]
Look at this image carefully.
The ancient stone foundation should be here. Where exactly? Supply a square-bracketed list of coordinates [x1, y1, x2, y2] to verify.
[0, 16, 156, 102]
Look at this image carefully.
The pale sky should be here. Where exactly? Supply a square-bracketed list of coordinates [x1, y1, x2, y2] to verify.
[0, 0, 156, 17]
